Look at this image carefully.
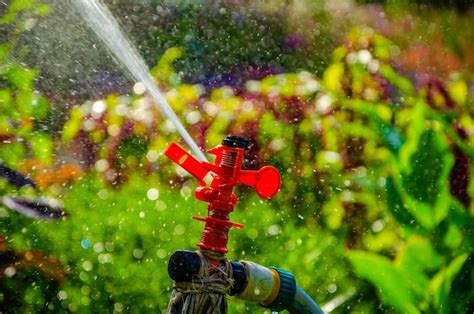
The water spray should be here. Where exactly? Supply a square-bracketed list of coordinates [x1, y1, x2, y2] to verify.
[70, 0, 207, 161]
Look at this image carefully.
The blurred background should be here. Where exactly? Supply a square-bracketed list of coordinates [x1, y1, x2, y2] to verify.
[0, 0, 473, 312]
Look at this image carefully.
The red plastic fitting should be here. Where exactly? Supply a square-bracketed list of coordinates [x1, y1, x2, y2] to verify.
[165, 135, 280, 254]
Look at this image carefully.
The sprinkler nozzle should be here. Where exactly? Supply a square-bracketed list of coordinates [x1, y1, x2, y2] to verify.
[222, 135, 251, 150]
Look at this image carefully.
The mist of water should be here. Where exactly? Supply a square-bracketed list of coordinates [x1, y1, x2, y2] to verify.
[70, 0, 207, 161]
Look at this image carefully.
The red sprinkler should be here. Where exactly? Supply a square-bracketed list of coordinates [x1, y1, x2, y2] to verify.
[165, 135, 281, 255]
[165, 136, 323, 314]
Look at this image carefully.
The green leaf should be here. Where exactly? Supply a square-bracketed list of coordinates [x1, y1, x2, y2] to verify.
[0, 44, 10, 60]
[150, 46, 184, 84]
[0, 142, 26, 166]
[343, 99, 403, 152]
[61, 107, 84, 143]
[0, 12, 16, 24]
[0, 89, 13, 114]
[348, 251, 420, 314]
[395, 110, 454, 229]
[379, 64, 415, 95]
[449, 254, 474, 313]
[448, 80, 467, 106]
[7, 65, 36, 90]
[427, 108, 474, 159]
[31, 94, 49, 119]
[0, 115, 12, 134]
[372, 34, 394, 60]
[323, 62, 344, 92]
[443, 224, 462, 249]
[404, 130, 453, 223]
[34, 3, 52, 17]
[259, 112, 285, 140]
[449, 201, 474, 254]
[429, 254, 469, 313]
[399, 101, 426, 171]
[395, 236, 444, 294]
[16, 90, 34, 117]
[29, 133, 53, 164]
[385, 177, 418, 227]
[9, 0, 35, 12]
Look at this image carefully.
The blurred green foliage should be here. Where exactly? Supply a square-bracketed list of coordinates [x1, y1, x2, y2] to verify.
[0, 0, 53, 168]
[1, 174, 353, 312]
[1, 1, 474, 313]
[138, 1, 332, 83]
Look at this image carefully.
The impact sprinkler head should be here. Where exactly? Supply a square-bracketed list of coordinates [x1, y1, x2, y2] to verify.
[166, 135, 280, 198]
[165, 135, 281, 253]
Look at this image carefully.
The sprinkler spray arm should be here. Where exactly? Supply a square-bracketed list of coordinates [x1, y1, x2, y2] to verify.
[165, 140, 281, 198]
[165, 135, 281, 254]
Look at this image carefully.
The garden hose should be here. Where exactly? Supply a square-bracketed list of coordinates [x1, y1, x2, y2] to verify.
[289, 286, 325, 314]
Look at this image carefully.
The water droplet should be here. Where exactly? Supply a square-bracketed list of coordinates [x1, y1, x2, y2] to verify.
[268, 225, 281, 236]
[174, 224, 186, 235]
[4, 266, 16, 277]
[98, 253, 113, 264]
[133, 248, 144, 259]
[57, 290, 68, 300]
[95, 159, 109, 172]
[91, 100, 106, 119]
[372, 219, 385, 233]
[147, 188, 159, 200]
[146, 150, 159, 162]
[93, 242, 104, 253]
[81, 239, 91, 249]
[155, 200, 167, 211]
[105, 242, 115, 252]
[133, 82, 146, 95]
[327, 283, 337, 293]
[114, 303, 124, 312]
[98, 189, 109, 199]
[156, 249, 166, 259]
[186, 111, 201, 124]
[180, 185, 192, 198]
[82, 260, 93, 271]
